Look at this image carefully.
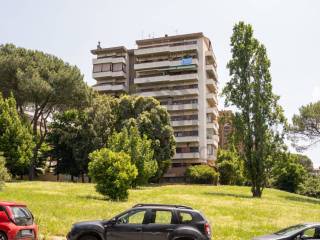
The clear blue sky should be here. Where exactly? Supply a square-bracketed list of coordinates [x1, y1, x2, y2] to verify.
[1, 0, 319, 166]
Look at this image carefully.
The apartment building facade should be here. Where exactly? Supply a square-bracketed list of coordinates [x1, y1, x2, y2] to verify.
[91, 33, 219, 181]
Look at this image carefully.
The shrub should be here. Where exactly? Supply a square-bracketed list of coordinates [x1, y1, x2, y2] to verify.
[273, 160, 307, 193]
[217, 149, 245, 185]
[298, 176, 320, 198]
[0, 153, 11, 190]
[108, 123, 157, 186]
[88, 148, 137, 201]
[185, 165, 219, 184]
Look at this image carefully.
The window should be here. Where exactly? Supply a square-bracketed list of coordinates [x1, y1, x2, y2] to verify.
[152, 210, 173, 224]
[208, 145, 214, 155]
[117, 210, 146, 224]
[93, 64, 102, 73]
[102, 63, 111, 72]
[113, 63, 124, 72]
[301, 228, 320, 239]
[178, 212, 193, 224]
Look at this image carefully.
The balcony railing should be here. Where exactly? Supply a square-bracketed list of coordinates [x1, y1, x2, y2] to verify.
[137, 88, 199, 97]
[134, 73, 198, 84]
[175, 136, 200, 143]
[92, 84, 127, 92]
[173, 152, 200, 159]
[92, 71, 126, 79]
[134, 59, 198, 70]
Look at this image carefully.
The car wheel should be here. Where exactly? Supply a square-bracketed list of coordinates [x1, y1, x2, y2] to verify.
[78, 235, 98, 240]
[0, 232, 7, 240]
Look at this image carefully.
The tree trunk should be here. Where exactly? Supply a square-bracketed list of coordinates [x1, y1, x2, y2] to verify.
[251, 185, 262, 198]
[81, 173, 85, 183]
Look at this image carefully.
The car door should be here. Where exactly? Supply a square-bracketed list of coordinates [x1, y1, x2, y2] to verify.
[143, 209, 176, 240]
[106, 209, 147, 240]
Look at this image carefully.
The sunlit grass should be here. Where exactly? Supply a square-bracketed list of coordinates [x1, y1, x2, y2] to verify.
[1, 182, 320, 239]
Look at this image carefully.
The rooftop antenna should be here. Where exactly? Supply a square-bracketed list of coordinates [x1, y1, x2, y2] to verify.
[175, 29, 178, 35]
[141, 30, 144, 39]
[97, 41, 102, 49]
[152, 32, 155, 38]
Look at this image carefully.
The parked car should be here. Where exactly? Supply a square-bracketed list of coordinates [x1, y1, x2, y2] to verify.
[67, 204, 211, 240]
[253, 223, 320, 240]
[0, 201, 38, 240]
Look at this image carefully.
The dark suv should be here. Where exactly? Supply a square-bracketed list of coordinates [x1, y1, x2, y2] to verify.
[67, 204, 211, 240]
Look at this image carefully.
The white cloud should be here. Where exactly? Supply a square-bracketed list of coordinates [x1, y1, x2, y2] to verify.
[312, 86, 320, 102]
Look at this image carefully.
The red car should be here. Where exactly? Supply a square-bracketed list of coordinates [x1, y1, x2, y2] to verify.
[0, 201, 38, 240]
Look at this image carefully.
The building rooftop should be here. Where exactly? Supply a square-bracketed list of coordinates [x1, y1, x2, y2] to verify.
[91, 46, 127, 55]
[136, 32, 204, 46]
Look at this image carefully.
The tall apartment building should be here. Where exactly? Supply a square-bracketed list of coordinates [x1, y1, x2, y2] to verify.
[91, 32, 219, 181]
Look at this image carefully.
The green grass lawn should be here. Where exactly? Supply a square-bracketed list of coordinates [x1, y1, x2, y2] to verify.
[1, 182, 320, 239]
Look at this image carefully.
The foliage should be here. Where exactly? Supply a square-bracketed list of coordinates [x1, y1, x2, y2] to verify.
[0, 153, 11, 190]
[113, 95, 175, 180]
[291, 153, 314, 173]
[298, 176, 320, 199]
[223, 22, 286, 197]
[185, 165, 219, 184]
[0, 44, 92, 179]
[88, 148, 137, 201]
[108, 123, 157, 186]
[271, 152, 307, 193]
[48, 95, 117, 180]
[288, 101, 320, 151]
[217, 149, 245, 185]
[0, 94, 34, 176]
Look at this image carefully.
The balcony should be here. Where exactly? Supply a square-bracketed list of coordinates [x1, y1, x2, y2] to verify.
[205, 50, 217, 67]
[206, 78, 218, 93]
[137, 88, 199, 97]
[134, 59, 198, 70]
[92, 71, 126, 79]
[207, 122, 219, 134]
[207, 107, 219, 117]
[206, 64, 218, 80]
[171, 120, 199, 127]
[173, 152, 200, 159]
[165, 103, 198, 111]
[92, 57, 126, 65]
[207, 135, 219, 148]
[135, 44, 198, 56]
[175, 136, 200, 143]
[134, 73, 198, 84]
[207, 93, 218, 106]
[92, 84, 127, 92]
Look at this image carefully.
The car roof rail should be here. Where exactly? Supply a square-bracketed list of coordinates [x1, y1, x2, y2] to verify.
[132, 204, 193, 210]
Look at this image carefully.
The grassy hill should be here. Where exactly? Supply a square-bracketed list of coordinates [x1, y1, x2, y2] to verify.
[1, 182, 320, 239]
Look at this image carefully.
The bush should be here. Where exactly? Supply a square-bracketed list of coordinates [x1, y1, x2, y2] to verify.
[273, 160, 307, 193]
[185, 165, 219, 184]
[0, 153, 11, 190]
[298, 176, 320, 198]
[88, 148, 137, 201]
[217, 149, 245, 185]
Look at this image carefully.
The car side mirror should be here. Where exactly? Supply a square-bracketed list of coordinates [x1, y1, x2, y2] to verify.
[109, 218, 117, 225]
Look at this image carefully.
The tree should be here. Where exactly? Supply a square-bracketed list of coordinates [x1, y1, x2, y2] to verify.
[114, 95, 175, 180]
[0, 153, 11, 190]
[272, 153, 307, 193]
[88, 148, 137, 201]
[0, 94, 34, 177]
[108, 122, 157, 186]
[291, 153, 314, 173]
[48, 95, 116, 180]
[48, 110, 97, 181]
[217, 149, 245, 185]
[223, 22, 286, 197]
[289, 101, 320, 151]
[0, 44, 92, 180]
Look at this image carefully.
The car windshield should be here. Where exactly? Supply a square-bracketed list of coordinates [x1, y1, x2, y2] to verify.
[275, 224, 307, 235]
[10, 206, 33, 226]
